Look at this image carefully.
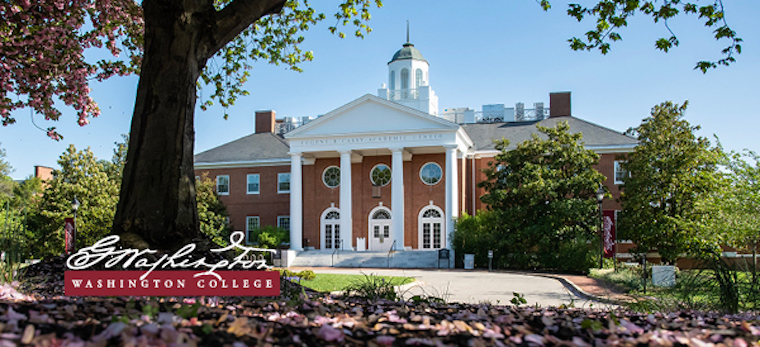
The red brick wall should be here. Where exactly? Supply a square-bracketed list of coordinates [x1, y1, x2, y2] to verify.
[196, 150, 627, 250]
[595, 152, 625, 211]
[302, 158, 340, 249]
[406, 154, 446, 249]
[195, 166, 290, 235]
[300, 154, 448, 250]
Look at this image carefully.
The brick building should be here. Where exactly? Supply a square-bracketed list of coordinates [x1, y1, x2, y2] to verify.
[194, 42, 637, 263]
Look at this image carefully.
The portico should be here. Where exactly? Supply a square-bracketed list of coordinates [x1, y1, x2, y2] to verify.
[285, 94, 472, 252]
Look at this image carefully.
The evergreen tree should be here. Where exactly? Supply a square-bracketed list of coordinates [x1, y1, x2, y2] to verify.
[479, 122, 606, 272]
[617, 101, 722, 263]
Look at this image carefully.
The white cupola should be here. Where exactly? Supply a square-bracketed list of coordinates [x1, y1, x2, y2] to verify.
[378, 29, 439, 115]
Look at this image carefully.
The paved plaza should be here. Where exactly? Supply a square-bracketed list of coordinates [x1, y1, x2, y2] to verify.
[293, 267, 611, 308]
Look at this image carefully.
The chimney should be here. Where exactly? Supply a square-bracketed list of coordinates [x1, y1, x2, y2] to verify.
[34, 166, 53, 181]
[549, 92, 571, 118]
[255, 110, 275, 133]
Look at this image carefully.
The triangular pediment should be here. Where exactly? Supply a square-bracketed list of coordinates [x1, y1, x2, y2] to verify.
[285, 94, 458, 138]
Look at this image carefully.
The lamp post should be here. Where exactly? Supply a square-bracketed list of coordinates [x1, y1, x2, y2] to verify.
[71, 196, 80, 252]
[596, 186, 605, 269]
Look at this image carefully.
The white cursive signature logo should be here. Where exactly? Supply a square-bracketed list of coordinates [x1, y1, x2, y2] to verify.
[66, 231, 276, 281]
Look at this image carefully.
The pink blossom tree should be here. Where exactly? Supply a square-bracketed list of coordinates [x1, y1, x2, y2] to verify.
[0, 0, 741, 250]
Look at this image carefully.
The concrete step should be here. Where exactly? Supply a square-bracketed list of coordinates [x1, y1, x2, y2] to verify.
[290, 250, 450, 268]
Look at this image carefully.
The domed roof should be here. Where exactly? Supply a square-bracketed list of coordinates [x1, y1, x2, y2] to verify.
[389, 43, 427, 64]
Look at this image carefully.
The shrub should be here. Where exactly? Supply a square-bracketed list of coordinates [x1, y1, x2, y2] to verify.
[453, 210, 595, 273]
[248, 226, 289, 249]
[342, 273, 400, 301]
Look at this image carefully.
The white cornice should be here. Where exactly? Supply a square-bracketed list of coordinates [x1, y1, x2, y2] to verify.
[285, 94, 458, 139]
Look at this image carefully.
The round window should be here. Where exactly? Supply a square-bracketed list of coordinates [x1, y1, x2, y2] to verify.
[370, 164, 392, 186]
[323, 166, 340, 188]
[420, 162, 442, 185]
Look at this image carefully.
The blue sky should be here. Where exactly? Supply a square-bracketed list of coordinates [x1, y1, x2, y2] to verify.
[2, 1, 759, 179]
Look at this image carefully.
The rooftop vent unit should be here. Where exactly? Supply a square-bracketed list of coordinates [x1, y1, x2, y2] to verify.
[515, 102, 525, 121]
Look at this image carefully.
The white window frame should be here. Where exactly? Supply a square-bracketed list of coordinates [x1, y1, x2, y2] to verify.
[614, 161, 628, 185]
[418, 204, 445, 250]
[419, 162, 443, 186]
[246, 174, 260, 194]
[370, 164, 392, 187]
[278, 173, 291, 194]
[322, 166, 341, 188]
[277, 216, 290, 231]
[245, 216, 260, 245]
[216, 175, 230, 195]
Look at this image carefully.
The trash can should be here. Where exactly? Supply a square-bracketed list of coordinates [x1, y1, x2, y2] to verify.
[464, 254, 475, 270]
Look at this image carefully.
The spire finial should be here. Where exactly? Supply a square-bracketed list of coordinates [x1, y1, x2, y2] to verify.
[406, 20, 410, 43]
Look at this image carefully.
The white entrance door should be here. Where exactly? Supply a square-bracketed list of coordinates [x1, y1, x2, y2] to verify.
[419, 207, 445, 250]
[322, 210, 341, 250]
[369, 208, 392, 251]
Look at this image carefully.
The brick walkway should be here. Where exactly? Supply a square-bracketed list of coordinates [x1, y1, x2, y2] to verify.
[558, 274, 632, 302]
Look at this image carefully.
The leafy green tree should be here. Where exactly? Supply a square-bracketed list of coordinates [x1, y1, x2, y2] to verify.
[195, 174, 231, 247]
[0, 0, 740, 251]
[28, 140, 231, 257]
[717, 150, 760, 251]
[478, 122, 606, 272]
[617, 101, 723, 264]
[32, 145, 120, 256]
[0, 144, 17, 204]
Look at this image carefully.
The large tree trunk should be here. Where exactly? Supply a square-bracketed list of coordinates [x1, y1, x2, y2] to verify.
[112, 0, 286, 251]
[112, 0, 212, 251]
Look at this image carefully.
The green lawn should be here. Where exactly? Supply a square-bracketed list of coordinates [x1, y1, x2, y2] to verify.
[292, 273, 414, 293]
[590, 266, 760, 312]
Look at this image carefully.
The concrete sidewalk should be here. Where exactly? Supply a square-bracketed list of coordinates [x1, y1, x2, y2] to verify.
[291, 267, 618, 308]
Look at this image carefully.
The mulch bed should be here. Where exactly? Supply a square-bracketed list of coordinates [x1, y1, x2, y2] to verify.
[0, 258, 757, 346]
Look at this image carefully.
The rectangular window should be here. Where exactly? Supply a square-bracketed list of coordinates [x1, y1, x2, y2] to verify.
[216, 175, 230, 195]
[277, 216, 290, 231]
[433, 223, 441, 249]
[278, 173, 291, 193]
[325, 225, 333, 249]
[247, 174, 260, 194]
[614, 161, 628, 185]
[245, 216, 259, 245]
[423, 223, 431, 249]
[334, 225, 340, 248]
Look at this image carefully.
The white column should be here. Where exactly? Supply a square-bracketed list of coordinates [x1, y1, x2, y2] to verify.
[289, 152, 303, 251]
[391, 147, 405, 250]
[339, 150, 353, 250]
[445, 146, 459, 251]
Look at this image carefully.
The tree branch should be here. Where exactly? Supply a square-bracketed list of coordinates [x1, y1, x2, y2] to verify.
[209, 0, 287, 58]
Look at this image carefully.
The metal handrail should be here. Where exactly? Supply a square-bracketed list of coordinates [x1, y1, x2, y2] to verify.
[387, 239, 397, 268]
[331, 239, 343, 267]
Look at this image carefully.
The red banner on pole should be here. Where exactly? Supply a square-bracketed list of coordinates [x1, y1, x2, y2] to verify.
[65, 271, 280, 296]
[64, 218, 74, 254]
[602, 210, 616, 258]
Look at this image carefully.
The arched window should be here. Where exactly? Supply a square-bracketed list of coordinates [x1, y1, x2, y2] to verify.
[419, 206, 445, 250]
[322, 209, 340, 249]
[415, 69, 423, 88]
[400, 68, 409, 89]
[372, 210, 391, 219]
[389, 71, 395, 90]
[422, 209, 441, 218]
